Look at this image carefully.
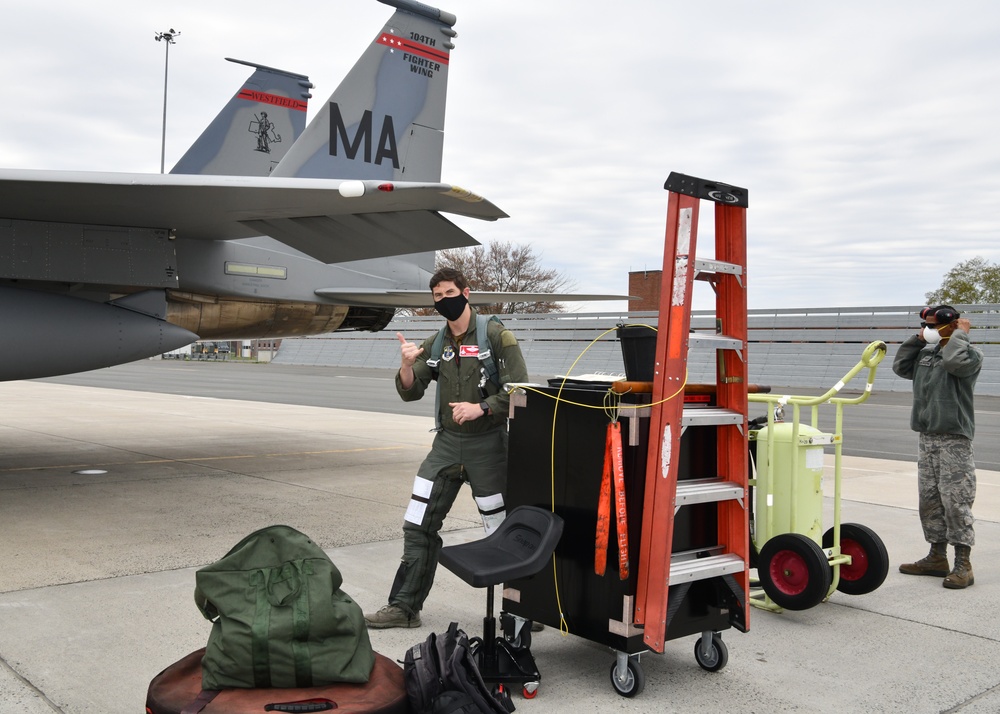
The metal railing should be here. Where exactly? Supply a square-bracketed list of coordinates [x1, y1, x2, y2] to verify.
[273, 305, 1000, 395]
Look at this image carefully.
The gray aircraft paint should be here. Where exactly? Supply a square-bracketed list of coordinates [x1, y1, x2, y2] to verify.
[0, 0, 621, 382]
[171, 59, 313, 177]
[0, 285, 196, 381]
[0, 0, 483, 380]
[173, 0, 464, 320]
[172, 0, 463, 308]
[272, 0, 454, 182]
[265, 0, 457, 279]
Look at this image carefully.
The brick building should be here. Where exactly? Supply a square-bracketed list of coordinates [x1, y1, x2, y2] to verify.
[628, 270, 662, 311]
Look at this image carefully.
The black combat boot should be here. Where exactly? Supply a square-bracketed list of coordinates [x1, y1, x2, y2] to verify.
[899, 542, 949, 577]
[943, 545, 974, 589]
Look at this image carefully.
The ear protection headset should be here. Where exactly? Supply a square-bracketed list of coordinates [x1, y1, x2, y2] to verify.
[920, 305, 960, 324]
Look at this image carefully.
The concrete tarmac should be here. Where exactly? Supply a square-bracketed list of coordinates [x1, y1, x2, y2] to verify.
[2, 379, 999, 713]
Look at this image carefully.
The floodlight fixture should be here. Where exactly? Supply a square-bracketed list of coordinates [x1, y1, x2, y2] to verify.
[155, 29, 181, 172]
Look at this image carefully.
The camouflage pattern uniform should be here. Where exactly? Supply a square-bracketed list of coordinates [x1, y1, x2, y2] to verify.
[916, 433, 976, 546]
[388, 309, 528, 616]
[893, 329, 982, 547]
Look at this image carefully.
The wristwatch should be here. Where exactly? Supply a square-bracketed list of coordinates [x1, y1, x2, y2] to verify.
[479, 401, 490, 415]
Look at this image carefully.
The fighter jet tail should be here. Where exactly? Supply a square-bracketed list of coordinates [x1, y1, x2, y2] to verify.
[271, 0, 456, 183]
[170, 59, 313, 177]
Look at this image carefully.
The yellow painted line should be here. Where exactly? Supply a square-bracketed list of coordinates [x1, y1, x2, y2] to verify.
[0, 446, 410, 473]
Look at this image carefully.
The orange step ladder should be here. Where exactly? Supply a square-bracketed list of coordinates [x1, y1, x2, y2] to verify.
[633, 172, 751, 653]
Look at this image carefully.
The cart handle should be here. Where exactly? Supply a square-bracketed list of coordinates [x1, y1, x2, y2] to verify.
[748, 340, 887, 408]
[861, 340, 886, 369]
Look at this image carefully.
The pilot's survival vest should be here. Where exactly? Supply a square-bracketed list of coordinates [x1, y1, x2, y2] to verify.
[425, 314, 504, 431]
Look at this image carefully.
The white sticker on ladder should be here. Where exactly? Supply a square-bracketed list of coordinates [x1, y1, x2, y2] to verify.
[678, 208, 692, 254]
[661, 424, 672, 478]
[672, 256, 688, 306]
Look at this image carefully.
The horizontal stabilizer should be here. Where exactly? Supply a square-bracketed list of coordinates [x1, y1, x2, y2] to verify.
[314, 288, 634, 308]
[0, 171, 506, 263]
[242, 211, 475, 264]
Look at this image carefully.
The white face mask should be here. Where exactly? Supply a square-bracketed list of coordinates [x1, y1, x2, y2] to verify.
[923, 326, 942, 344]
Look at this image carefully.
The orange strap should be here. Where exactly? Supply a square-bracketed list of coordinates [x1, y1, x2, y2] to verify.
[595, 421, 629, 580]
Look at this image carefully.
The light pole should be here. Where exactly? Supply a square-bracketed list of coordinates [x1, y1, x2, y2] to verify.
[154, 28, 180, 173]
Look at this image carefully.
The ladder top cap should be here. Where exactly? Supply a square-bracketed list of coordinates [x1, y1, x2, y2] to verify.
[665, 172, 749, 208]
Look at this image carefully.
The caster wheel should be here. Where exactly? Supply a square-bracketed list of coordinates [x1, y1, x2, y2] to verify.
[523, 681, 539, 699]
[492, 684, 514, 712]
[609, 658, 645, 698]
[505, 626, 531, 650]
[694, 633, 728, 672]
[501, 614, 532, 650]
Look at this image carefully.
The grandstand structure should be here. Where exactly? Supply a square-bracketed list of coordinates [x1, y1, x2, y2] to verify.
[273, 305, 1000, 396]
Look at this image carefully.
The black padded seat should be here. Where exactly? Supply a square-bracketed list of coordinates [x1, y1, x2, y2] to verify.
[438, 506, 564, 697]
[440, 506, 564, 587]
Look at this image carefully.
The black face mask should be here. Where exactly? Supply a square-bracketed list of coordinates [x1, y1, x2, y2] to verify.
[434, 293, 468, 321]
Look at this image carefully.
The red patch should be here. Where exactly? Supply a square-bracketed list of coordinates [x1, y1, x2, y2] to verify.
[459, 345, 480, 358]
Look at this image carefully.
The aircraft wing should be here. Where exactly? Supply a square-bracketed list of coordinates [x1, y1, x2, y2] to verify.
[314, 288, 633, 308]
[0, 170, 506, 264]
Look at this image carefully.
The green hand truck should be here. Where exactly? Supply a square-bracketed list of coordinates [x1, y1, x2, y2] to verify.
[748, 340, 890, 611]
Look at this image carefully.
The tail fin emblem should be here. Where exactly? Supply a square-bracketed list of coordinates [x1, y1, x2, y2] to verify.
[249, 112, 282, 154]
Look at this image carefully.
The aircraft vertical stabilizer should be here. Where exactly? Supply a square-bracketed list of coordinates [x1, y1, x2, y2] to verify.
[271, 0, 456, 183]
[171, 59, 313, 177]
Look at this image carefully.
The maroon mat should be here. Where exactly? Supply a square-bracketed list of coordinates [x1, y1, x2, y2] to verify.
[145, 648, 410, 714]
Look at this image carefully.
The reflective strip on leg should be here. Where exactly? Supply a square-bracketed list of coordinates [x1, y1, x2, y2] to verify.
[404, 476, 435, 525]
[475, 493, 506, 535]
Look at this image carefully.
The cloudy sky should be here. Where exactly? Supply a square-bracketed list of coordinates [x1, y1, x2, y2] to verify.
[3, 1, 998, 311]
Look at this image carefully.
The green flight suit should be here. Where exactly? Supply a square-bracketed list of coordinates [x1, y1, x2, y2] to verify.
[388, 309, 529, 614]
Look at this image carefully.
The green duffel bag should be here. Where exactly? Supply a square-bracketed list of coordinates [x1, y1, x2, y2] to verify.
[194, 525, 375, 690]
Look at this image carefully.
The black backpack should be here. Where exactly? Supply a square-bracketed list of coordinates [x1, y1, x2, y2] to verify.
[403, 622, 512, 714]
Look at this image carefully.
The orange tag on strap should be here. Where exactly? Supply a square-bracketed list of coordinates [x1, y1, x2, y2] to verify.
[610, 422, 629, 580]
[595, 422, 628, 579]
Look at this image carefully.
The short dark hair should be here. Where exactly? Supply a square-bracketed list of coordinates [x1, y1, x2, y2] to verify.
[429, 267, 469, 291]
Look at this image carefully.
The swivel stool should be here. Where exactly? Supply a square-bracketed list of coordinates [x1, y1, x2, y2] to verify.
[438, 506, 564, 701]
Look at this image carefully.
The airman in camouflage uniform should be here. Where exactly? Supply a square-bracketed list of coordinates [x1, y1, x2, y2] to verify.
[893, 305, 982, 589]
[365, 268, 529, 628]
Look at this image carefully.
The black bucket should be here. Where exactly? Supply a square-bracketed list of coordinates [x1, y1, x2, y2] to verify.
[616, 324, 657, 382]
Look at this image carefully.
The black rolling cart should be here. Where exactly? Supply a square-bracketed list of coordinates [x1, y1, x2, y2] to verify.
[500, 384, 743, 697]
[498, 173, 754, 697]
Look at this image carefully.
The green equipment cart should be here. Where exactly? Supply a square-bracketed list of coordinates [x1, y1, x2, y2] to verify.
[748, 340, 891, 611]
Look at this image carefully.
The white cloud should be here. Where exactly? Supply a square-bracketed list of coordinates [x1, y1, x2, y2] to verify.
[2, 0, 999, 311]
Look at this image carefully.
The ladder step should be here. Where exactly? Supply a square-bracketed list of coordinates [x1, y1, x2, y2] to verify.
[693, 258, 743, 277]
[670, 552, 745, 584]
[675, 478, 744, 506]
[681, 406, 744, 427]
[688, 332, 743, 351]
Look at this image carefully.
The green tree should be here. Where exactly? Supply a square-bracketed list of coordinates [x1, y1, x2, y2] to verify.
[431, 241, 575, 314]
[925, 256, 1000, 304]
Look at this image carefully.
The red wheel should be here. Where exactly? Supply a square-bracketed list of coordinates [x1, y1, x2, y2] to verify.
[823, 523, 889, 595]
[758, 532, 831, 610]
[492, 684, 514, 710]
[523, 682, 538, 699]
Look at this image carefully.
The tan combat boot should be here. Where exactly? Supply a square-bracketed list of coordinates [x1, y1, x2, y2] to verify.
[943, 545, 974, 589]
[364, 603, 421, 629]
[899, 542, 949, 577]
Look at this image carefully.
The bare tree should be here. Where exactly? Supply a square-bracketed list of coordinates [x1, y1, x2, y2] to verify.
[418, 241, 575, 315]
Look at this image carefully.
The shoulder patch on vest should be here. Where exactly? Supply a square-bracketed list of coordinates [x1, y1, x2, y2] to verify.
[500, 330, 518, 348]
